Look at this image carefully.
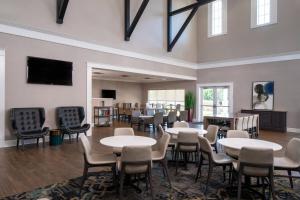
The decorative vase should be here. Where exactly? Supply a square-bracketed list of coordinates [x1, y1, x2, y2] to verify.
[187, 108, 193, 122]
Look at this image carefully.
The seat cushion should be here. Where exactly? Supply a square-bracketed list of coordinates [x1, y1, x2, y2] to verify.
[233, 161, 270, 177]
[212, 152, 232, 164]
[117, 159, 149, 174]
[68, 124, 90, 133]
[274, 157, 300, 169]
[87, 153, 116, 165]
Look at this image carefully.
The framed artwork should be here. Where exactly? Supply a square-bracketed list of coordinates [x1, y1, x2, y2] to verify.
[252, 81, 274, 110]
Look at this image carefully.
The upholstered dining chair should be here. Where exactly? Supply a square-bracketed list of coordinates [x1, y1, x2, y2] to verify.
[247, 115, 254, 137]
[119, 146, 154, 200]
[205, 125, 219, 153]
[10, 107, 49, 149]
[175, 131, 199, 174]
[252, 114, 259, 138]
[166, 111, 177, 128]
[179, 110, 188, 121]
[79, 135, 117, 196]
[196, 136, 232, 194]
[232, 147, 275, 200]
[151, 131, 172, 186]
[173, 121, 189, 128]
[56, 106, 90, 143]
[242, 116, 249, 131]
[225, 130, 249, 158]
[170, 121, 189, 156]
[274, 138, 300, 189]
[130, 110, 141, 128]
[235, 117, 244, 130]
[114, 127, 135, 136]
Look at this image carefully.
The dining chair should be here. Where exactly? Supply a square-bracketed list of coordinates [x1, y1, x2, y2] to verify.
[242, 116, 249, 131]
[205, 125, 219, 153]
[130, 110, 141, 128]
[252, 114, 259, 138]
[151, 131, 172, 186]
[232, 147, 275, 200]
[247, 115, 254, 138]
[153, 112, 164, 131]
[225, 130, 249, 158]
[114, 127, 135, 136]
[166, 111, 177, 128]
[196, 136, 232, 194]
[274, 138, 300, 189]
[119, 145, 154, 200]
[173, 121, 189, 128]
[79, 135, 117, 195]
[175, 131, 199, 174]
[179, 110, 188, 121]
[235, 117, 244, 130]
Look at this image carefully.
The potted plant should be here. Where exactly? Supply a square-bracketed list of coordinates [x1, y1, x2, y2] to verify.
[185, 91, 196, 122]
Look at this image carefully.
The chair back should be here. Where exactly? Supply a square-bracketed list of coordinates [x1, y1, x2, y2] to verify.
[178, 132, 198, 144]
[121, 146, 152, 174]
[146, 109, 155, 116]
[56, 106, 85, 129]
[176, 104, 181, 111]
[235, 117, 244, 130]
[238, 147, 273, 176]
[227, 130, 249, 138]
[114, 128, 134, 136]
[253, 114, 259, 127]
[173, 121, 189, 128]
[242, 117, 249, 130]
[206, 125, 219, 144]
[286, 138, 300, 164]
[132, 110, 141, 117]
[11, 107, 45, 134]
[199, 136, 213, 155]
[179, 110, 188, 121]
[168, 111, 177, 123]
[80, 135, 92, 161]
[158, 124, 165, 135]
[157, 133, 171, 158]
[153, 112, 163, 126]
[247, 115, 254, 129]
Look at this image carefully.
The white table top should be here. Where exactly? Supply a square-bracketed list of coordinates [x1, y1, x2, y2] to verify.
[165, 128, 207, 136]
[139, 115, 153, 118]
[218, 138, 282, 151]
[100, 136, 157, 148]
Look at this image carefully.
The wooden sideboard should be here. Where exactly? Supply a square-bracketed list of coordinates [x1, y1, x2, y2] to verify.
[241, 110, 287, 132]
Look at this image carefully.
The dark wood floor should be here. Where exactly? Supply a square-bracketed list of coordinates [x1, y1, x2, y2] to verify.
[0, 121, 299, 197]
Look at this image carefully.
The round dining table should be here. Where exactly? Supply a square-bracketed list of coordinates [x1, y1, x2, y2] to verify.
[165, 127, 208, 136]
[218, 138, 282, 151]
[100, 136, 157, 148]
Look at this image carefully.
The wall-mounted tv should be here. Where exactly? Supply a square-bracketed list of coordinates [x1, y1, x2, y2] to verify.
[27, 56, 73, 86]
[102, 90, 116, 99]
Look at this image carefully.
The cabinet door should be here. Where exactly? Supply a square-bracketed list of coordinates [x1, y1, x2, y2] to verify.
[271, 112, 286, 132]
[259, 112, 272, 129]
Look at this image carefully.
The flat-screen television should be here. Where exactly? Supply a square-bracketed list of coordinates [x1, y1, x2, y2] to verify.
[102, 90, 116, 99]
[27, 56, 73, 86]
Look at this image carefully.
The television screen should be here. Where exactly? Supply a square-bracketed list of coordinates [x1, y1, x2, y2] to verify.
[27, 57, 73, 86]
[102, 90, 116, 99]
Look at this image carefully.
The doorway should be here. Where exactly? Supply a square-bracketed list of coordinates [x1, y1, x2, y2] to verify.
[197, 83, 233, 122]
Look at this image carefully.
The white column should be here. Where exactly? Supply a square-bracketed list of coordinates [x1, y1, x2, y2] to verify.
[0, 50, 5, 143]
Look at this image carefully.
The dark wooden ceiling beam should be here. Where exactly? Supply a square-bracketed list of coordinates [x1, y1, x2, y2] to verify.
[56, 0, 69, 24]
[125, 0, 150, 41]
[167, 0, 216, 52]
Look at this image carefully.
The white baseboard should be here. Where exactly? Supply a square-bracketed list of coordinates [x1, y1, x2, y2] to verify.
[0, 134, 81, 148]
[287, 128, 300, 133]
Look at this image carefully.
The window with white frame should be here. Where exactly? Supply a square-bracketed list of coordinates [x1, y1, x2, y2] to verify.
[251, 0, 277, 28]
[148, 89, 185, 110]
[208, 0, 227, 37]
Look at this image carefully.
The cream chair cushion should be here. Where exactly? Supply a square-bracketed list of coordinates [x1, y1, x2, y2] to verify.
[152, 133, 170, 161]
[173, 121, 189, 128]
[177, 132, 199, 152]
[206, 125, 219, 144]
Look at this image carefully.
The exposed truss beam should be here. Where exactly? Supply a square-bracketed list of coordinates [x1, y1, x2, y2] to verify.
[167, 0, 216, 52]
[56, 0, 69, 24]
[125, 0, 150, 41]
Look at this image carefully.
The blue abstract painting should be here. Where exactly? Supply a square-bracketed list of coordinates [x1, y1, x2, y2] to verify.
[252, 81, 274, 110]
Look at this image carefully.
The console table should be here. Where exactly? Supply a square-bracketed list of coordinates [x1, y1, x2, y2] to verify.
[241, 110, 287, 132]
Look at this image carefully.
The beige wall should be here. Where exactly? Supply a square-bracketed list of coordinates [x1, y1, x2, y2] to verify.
[92, 79, 143, 105]
[197, 0, 300, 62]
[142, 80, 196, 103]
[0, 0, 198, 62]
[197, 61, 300, 129]
[0, 32, 195, 140]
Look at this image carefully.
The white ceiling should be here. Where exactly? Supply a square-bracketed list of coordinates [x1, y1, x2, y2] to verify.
[92, 68, 184, 83]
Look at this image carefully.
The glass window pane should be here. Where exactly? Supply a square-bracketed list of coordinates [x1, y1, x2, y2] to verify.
[202, 88, 214, 106]
[216, 87, 229, 106]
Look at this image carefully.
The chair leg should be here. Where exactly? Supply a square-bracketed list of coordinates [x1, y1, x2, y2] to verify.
[36, 138, 39, 146]
[148, 171, 154, 200]
[205, 164, 213, 195]
[270, 175, 276, 200]
[175, 150, 179, 175]
[195, 154, 203, 182]
[288, 170, 294, 189]
[119, 172, 125, 200]
[162, 158, 172, 187]
[237, 172, 242, 200]
[76, 133, 79, 142]
[222, 165, 226, 182]
[80, 163, 88, 196]
[21, 139, 25, 150]
[16, 138, 19, 149]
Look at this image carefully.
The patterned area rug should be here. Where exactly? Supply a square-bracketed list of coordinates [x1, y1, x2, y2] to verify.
[2, 164, 300, 200]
